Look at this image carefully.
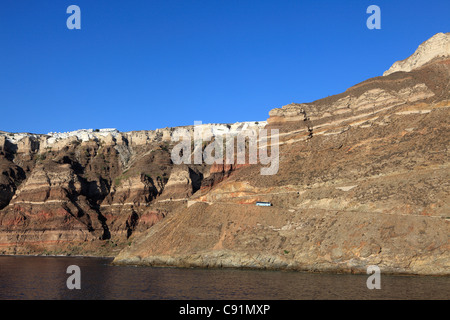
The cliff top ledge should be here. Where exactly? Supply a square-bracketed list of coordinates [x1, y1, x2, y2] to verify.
[0, 121, 267, 145]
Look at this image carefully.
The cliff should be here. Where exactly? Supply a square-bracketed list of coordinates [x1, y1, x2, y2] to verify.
[1, 34, 449, 275]
[0, 122, 263, 256]
[112, 33, 450, 275]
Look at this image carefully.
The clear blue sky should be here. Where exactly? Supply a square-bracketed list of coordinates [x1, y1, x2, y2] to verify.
[0, 0, 448, 134]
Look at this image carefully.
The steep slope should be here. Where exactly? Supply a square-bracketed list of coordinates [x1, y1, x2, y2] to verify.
[113, 34, 450, 275]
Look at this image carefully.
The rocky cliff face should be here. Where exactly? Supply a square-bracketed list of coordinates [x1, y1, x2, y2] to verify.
[112, 34, 450, 275]
[383, 32, 449, 76]
[0, 122, 263, 256]
[1, 34, 449, 275]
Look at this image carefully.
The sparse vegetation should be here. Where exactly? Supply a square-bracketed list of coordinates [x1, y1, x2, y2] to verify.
[35, 153, 47, 162]
[160, 142, 170, 152]
[114, 175, 125, 186]
[70, 140, 81, 146]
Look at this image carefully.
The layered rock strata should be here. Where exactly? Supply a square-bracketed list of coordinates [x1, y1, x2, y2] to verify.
[113, 34, 450, 275]
[1, 34, 449, 275]
[0, 122, 262, 255]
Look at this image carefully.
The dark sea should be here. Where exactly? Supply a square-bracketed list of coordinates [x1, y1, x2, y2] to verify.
[0, 255, 448, 300]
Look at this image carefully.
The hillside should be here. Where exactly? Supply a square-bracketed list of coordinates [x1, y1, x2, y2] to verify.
[112, 33, 450, 275]
[1, 33, 449, 275]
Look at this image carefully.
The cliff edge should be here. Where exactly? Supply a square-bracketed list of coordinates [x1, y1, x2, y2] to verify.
[383, 32, 450, 76]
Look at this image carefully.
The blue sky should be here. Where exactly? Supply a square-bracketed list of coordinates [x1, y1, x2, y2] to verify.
[0, 0, 448, 134]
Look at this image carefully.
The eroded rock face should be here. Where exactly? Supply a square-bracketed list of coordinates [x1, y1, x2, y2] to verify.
[158, 165, 203, 200]
[1, 161, 109, 238]
[113, 35, 450, 275]
[267, 83, 436, 127]
[1, 34, 449, 275]
[0, 121, 260, 255]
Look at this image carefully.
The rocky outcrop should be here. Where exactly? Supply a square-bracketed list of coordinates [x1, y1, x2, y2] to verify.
[384, 32, 450, 76]
[0, 160, 25, 210]
[0, 160, 108, 255]
[158, 165, 203, 200]
[267, 80, 437, 127]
